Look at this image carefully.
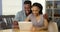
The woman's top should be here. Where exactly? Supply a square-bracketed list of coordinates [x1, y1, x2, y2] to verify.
[27, 14, 44, 27]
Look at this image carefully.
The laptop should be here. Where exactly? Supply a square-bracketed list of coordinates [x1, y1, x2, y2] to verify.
[18, 22, 32, 31]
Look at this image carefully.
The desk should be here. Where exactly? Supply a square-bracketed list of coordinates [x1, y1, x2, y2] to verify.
[0, 29, 13, 32]
[13, 29, 48, 32]
[0, 29, 48, 32]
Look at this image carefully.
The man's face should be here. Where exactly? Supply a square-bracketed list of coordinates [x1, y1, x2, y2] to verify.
[24, 4, 31, 14]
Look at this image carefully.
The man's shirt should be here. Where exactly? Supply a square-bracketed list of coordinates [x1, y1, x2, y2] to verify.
[15, 10, 27, 21]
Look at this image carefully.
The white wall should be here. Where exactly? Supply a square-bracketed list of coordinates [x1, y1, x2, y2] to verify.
[31, 0, 46, 14]
[0, 0, 2, 15]
[2, 0, 22, 15]
[2, 0, 46, 15]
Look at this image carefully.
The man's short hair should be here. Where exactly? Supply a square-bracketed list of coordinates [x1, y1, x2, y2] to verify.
[24, 1, 31, 5]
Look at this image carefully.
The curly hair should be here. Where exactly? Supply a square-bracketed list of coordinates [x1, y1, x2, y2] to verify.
[24, 1, 31, 5]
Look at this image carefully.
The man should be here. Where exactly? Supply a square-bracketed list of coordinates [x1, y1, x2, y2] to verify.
[13, 1, 32, 29]
[14, 1, 32, 21]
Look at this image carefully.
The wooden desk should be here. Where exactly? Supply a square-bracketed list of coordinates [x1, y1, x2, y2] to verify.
[0, 29, 48, 32]
[13, 29, 48, 32]
[0, 29, 13, 32]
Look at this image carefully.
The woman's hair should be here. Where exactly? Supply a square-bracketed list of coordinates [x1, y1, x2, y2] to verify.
[32, 3, 43, 14]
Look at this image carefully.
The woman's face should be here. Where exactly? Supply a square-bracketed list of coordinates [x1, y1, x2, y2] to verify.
[31, 6, 40, 16]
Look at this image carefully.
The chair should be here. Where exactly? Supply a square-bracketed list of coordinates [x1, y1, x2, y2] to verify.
[48, 22, 58, 32]
[0, 15, 15, 29]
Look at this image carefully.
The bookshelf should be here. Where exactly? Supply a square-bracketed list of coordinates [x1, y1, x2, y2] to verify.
[46, 0, 60, 22]
[46, 0, 60, 30]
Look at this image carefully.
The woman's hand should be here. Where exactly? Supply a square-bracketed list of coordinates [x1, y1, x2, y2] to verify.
[31, 26, 44, 32]
[31, 26, 36, 32]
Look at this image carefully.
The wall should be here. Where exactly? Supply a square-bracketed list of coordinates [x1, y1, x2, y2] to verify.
[2, 0, 45, 15]
[2, 0, 22, 15]
[0, 0, 2, 15]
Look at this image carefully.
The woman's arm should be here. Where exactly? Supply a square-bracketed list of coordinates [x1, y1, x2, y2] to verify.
[38, 19, 48, 30]
[25, 17, 30, 22]
[44, 19, 48, 29]
[25, 14, 31, 22]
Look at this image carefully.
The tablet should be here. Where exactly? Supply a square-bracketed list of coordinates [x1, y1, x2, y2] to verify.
[18, 22, 32, 31]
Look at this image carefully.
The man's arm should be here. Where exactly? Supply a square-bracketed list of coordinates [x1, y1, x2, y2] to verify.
[14, 12, 20, 21]
[13, 11, 21, 29]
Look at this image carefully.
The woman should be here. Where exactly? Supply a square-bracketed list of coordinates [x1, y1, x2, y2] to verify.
[26, 3, 48, 32]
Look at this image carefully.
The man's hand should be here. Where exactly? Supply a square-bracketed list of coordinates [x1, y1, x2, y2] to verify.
[13, 21, 19, 29]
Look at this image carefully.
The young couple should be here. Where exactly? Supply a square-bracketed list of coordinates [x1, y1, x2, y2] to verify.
[14, 0, 48, 32]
